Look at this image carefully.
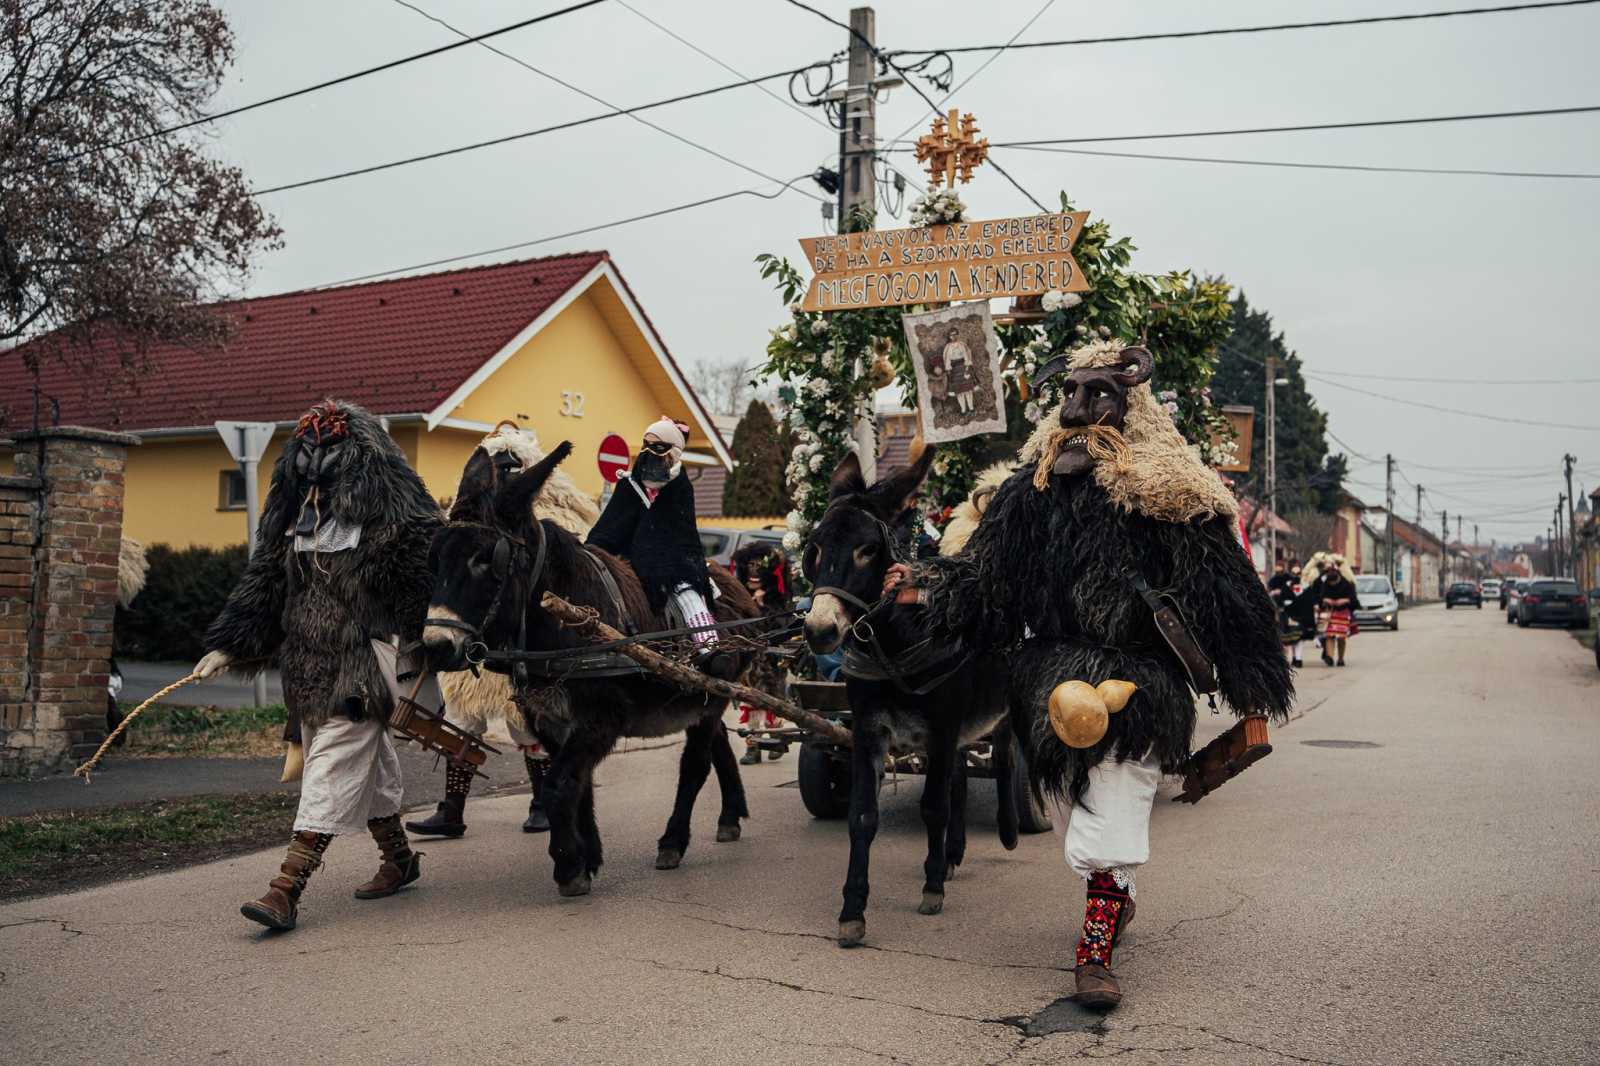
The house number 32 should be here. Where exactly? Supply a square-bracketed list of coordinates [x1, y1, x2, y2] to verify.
[560, 391, 586, 418]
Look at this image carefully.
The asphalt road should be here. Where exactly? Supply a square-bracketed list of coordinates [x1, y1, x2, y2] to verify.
[119, 660, 285, 708]
[3, 605, 1596, 1065]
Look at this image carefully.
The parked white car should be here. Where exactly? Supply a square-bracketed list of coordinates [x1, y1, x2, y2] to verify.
[1353, 575, 1400, 630]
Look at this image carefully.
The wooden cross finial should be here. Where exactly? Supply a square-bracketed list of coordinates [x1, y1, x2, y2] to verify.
[914, 108, 990, 188]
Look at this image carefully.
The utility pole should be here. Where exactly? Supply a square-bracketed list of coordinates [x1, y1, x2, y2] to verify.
[1265, 355, 1278, 573]
[1563, 453, 1578, 577]
[1383, 454, 1395, 587]
[1473, 522, 1479, 579]
[1440, 509, 1450, 595]
[837, 7, 884, 484]
[1555, 495, 1566, 577]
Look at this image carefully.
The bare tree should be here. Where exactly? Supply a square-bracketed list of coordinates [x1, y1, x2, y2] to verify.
[1, 0, 281, 378]
[686, 357, 757, 418]
[1284, 507, 1337, 564]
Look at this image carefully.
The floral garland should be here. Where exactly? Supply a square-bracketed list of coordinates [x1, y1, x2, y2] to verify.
[756, 192, 1238, 554]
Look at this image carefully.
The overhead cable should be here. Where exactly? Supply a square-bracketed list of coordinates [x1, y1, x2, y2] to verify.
[32, 0, 608, 169]
[386, 0, 823, 202]
[250, 66, 807, 196]
[1301, 372, 1599, 431]
[893, 1, 1600, 56]
[305, 175, 815, 290]
[998, 144, 1600, 181]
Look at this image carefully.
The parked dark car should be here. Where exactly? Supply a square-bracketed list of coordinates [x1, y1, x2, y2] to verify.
[1444, 582, 1482, 609]
[1514, 579, 1587, 628]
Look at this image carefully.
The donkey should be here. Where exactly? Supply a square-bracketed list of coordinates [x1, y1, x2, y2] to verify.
[422, 442, 764, 897]
[802, 450, 1020, 947]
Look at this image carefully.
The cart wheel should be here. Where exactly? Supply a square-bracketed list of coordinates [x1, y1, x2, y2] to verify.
[798, 744, 850, 820]
[1010, 736, 1053, 834]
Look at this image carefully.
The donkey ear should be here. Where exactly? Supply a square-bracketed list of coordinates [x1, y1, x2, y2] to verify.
[448, 448, 497, 523]
[872, 442, 936, 515]
[828, 451, 867, 500]
[494, 441, 573, 529]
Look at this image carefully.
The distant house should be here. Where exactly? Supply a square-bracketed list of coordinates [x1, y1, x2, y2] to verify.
[1389, 516, 1444, 602]
[1, 252, 731, 548]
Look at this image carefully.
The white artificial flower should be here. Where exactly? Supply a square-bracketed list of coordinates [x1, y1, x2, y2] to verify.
[1165, 401, 1180, 414]
[811, 318, 828, 335]
[782, 531, 803, 551]
[1024, 401, 1042, 423]
[808, 453, 825, 472]
[806, 378, 829, 397]
[1041, 290, 1064, 313]
[785, 510, 804, 531]
[781, 323, 797, 342]
[1158, 389, 1178, 401]
[1097, 324, 1111, 338]
[1059, 293, 1082, 311]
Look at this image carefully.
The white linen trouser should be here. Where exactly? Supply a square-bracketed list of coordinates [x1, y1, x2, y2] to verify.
[672, 584, 717, 646]
[294, 715, 404, 836]
[1049, 754, 1161, 888]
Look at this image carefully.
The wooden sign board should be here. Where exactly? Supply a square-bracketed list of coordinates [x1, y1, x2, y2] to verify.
[798, 211, 1090, 312]
[1215, 404, 1255, 473]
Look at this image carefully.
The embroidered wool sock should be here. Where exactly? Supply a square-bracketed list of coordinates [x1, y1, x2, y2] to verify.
[445, 761, 474, 799]
[1076, 869, 1134, 968]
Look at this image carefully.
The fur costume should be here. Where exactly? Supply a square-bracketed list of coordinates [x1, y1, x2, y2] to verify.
[438, 425, 600, 744]
[117, 538, 148, 608]
[919, 340, 1293, 805]
[204, 401, 441, 730]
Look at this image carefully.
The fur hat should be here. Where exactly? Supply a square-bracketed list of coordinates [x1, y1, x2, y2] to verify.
[1019, 339, 1238, 523]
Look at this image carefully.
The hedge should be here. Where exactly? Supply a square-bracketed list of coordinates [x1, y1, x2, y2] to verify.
[114, 543, 249, 662]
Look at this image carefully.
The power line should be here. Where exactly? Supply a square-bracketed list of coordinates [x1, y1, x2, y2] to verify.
[387, 0, 824, 202]
[610, 0, 927, 200]
[1301, 372, 1599, 431]
[31, 0, 608, 170]
[998, 144, 1600, 182]
[931, 104, 1600, 148]
[1309, 369, 1600, 384]
[879, 0, 1055, 211]
[250, 65, 808, 197]
[893, 1, 1600, 55]
[304, 174, 816, 290]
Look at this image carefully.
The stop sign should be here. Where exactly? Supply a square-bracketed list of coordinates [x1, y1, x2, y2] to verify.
[597, 433, 631, 484]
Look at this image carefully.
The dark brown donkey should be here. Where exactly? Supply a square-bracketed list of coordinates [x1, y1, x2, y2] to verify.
[802, 451, 1022, 947]
[422, 443, 764, 896]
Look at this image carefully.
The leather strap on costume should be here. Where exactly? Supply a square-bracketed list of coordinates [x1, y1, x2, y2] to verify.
[1121, 567, 1218, 695]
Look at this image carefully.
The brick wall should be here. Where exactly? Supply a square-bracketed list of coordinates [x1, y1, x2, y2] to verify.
[0, 427, 138, 777]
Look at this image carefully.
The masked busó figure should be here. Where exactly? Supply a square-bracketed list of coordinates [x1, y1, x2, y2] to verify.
[406, 423, 602, 840]
[195, 400, 441, 932]
[908, 339, 1294, 1009]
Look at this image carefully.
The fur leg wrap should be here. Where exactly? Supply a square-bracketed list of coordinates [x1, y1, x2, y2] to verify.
[1076, 870, 1134, 968]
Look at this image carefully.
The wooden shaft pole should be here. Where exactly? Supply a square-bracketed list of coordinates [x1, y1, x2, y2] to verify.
[538, 591, 853, 747]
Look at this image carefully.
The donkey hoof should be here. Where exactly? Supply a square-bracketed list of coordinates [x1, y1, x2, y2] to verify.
[837, 919, 866, 947]
[654, 848, 683, 870]
[715, 824, 741, 843]
[918, 891, 945, 916]
[557, 874, 592, 898]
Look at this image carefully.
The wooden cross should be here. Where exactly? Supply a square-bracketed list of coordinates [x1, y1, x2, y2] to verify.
[914, 108, 990, 188]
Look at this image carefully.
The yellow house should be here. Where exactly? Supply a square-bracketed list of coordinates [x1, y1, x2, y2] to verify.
[1, 252, 731, 549]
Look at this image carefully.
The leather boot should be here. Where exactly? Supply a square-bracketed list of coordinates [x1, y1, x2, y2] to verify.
[739, 744, 761, 766]
[353, 814, 421, 900]
[522, 753, 550, 833]
[1069, 870, 1136, 1011]
[241, 831, 330, 931]
[406, 762, 472, 838]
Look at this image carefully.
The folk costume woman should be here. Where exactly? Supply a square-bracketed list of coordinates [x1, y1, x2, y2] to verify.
[1268, 558, 1316, 668]
[907, 340, 1294, 1010]
[196, 401, 440, 932]
[937, 326, 978, 415]
[1311, 554, 1358, 667]
[587, 417, 735, 678]
[407, 424, 602, 840]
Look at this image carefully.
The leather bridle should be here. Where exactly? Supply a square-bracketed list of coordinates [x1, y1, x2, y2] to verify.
[425, 519, 547, 679]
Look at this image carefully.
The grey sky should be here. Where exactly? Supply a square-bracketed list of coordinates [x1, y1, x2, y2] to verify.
[210, 0, 1600, 542]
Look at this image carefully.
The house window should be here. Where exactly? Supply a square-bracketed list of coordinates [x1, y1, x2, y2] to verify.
[219, 469, 248, 510]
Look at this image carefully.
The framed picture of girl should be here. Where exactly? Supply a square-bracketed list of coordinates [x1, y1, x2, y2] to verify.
[902, 301, 1007, 444]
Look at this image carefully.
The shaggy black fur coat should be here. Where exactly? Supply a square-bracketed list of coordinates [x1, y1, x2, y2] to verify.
[203, 403, 441, 730]
[586, 471, 710, 612]
[920, 467, 1293, 805]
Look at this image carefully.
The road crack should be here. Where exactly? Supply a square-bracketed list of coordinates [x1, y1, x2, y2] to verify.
[0, 916, 88, 937]
[632, 898, 1071, 974]
[632, 956, 999, 1025]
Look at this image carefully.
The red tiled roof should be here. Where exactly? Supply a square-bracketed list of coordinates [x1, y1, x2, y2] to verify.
[1, 252, 609, 432]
